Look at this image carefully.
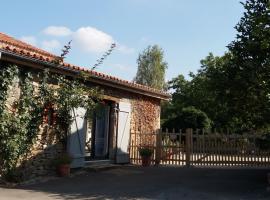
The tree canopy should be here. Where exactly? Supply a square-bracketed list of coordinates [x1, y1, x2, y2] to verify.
[162, 0, 270, 131]
[163, 106, 211, 130]
[134, 45, 168, 90]
[225, 0, 270, 129]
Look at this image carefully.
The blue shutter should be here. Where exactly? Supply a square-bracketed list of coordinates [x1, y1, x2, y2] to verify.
[116, 102, 131, 163]
[67, 107, 87, 168]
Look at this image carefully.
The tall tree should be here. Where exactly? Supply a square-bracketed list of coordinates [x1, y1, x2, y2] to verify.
[225, 0, 270, 130]
[162, 0, 270, 131]
[134, 45, 168, 90]
[163, 53, 232, 129]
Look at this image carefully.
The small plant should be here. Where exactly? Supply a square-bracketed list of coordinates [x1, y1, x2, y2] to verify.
[139, 147, 153, 157]
[53, 153, 73, 167]
[139, 147, 153, 167]
[53, 153, 73, 177]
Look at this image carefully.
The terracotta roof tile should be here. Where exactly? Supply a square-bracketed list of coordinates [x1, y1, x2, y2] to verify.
[0, 32, 169, 98]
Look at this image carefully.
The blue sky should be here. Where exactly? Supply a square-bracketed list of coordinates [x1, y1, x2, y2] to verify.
[1, 0, 244, 81]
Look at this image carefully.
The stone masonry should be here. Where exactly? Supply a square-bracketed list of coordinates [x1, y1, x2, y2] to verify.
[3, 66, 161, 181]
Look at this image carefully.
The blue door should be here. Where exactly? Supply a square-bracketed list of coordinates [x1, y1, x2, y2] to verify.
[94, 105, 110, 158]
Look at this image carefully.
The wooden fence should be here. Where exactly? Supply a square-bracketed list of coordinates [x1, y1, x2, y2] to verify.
[129, 129, 270, 167]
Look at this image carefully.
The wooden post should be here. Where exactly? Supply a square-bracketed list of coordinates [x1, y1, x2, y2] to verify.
[186, 128, 193, 167]
[155, 129, 162, 165]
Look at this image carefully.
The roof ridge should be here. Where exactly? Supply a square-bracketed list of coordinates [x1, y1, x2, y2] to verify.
[0, 32, 57, 58]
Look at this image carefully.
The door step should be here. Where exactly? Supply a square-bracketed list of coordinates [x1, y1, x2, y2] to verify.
[84, 160, 119, 172]
[85, 159, 113, 165]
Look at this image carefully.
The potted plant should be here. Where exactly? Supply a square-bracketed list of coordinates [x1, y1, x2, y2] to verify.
[53, 153, 73, 177]
[139, 147, 153, 167]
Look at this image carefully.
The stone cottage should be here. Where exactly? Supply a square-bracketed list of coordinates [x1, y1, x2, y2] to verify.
[0, 32, 170, 177]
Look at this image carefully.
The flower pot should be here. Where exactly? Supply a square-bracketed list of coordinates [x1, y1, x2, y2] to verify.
[57, 164, 70, 177]
[141, 156, 151, 167]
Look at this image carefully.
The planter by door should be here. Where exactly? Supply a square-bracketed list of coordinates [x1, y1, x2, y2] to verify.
[116, 102, 131, 164]
[141, 156, 151, 167]
[57, 164, 70, 177]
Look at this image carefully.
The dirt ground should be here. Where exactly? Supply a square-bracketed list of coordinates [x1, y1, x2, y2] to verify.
[0, 166, 269, 200]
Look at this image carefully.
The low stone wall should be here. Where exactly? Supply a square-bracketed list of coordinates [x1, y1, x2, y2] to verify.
[16, 125, 64, 181]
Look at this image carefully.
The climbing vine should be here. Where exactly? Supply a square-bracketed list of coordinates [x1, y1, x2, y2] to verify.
[0, 63, 102, 180]
[0, 64, 20, 176]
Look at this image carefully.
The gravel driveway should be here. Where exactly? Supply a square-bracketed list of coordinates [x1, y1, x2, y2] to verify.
[0, 166, 269, 200]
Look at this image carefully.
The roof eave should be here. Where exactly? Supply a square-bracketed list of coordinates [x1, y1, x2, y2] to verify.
[0, 49, 171, 100]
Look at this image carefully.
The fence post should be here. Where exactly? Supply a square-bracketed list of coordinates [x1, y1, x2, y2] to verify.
[186, 128, 193, 167]
[155, 129, 162, 165]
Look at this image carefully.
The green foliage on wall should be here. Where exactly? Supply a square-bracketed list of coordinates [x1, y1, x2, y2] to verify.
[0, 64, 101, 179]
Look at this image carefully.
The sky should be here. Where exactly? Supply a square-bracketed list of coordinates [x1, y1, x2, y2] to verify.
[0, 0, 244, 81]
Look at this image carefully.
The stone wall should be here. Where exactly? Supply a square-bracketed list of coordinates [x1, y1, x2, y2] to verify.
[20, 126, 64, 180]
[102, 86, 161, 150]
[130, 96, 160, 146]
[102, 86, 161, 135]
[2, 66, 161, 181]
[4, 76, 64, 181]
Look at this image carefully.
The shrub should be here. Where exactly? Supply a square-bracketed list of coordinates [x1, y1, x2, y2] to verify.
[3, 169, 23, 183]
[139, 147, 153, 157]
[163, 106, 211, 130]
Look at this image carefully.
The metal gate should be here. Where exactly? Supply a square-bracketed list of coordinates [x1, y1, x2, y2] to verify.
[129, 129, 270, 167]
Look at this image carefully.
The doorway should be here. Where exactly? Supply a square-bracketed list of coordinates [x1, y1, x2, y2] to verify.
[67, 100, 131, 168]
[85, 103, 111, 160]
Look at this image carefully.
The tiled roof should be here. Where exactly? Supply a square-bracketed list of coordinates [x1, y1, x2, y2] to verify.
[0, 32, 170, 99]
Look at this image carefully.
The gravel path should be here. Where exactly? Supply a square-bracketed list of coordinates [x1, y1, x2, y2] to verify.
[0, 166, 269, 200]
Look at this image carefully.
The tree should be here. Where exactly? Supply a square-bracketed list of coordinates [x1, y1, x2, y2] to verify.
[162, 0, 270, 132]
[162, 54, 231, 128]
[134, 45, 168, 90]
[225, 0, 270, 130]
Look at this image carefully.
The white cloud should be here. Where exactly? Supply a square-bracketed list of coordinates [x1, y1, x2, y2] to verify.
[32, 25, 134, 55]
[72, 27, 114, 53]
[43, 26, 72, 36]
[20, 36, 37, 46]
[41, 39, 61, 52]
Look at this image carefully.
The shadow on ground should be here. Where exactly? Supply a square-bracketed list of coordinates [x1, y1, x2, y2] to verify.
[1, 166, 270, 200]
